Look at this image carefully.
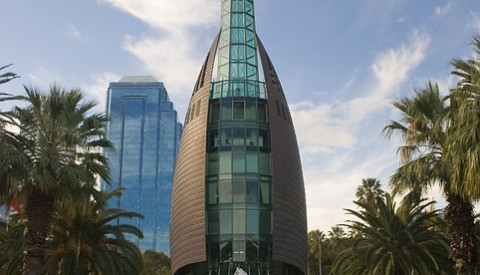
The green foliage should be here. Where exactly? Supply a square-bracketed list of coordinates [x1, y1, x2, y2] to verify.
[0, 216, 24, 275]
[446, 34, 480, 199]
[330, 194, 452, 275]
[0, 64, 19, 85]
[0, 85, 113, 274]
[384, 35, 480, 274]
[0, 191, 144, 275]
[141, 250, 171, 275]
[355, 178, 384, 207]
[44, 189, 144, 275]
[0, 84, 113, 210]
[308, 228, 357, 275]
[308, 230, 324, 275]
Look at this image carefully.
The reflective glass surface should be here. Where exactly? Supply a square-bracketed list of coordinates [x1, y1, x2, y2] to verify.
[206, 96, 273, 269]
[102, 80, 182, 254]
[206, 0, 274, 273]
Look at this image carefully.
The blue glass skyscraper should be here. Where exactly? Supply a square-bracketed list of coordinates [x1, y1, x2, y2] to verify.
[102, 76, 182, 253]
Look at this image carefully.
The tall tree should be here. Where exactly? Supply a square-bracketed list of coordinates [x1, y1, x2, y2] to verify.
[445, 35, 480, 274]
[141, 250, 171, 275]
[384, 79, 478, 273]
[330, 194, 452, 275]
[45, 189, 144, 275]
[308, 230, 325, 275]
[355, 178, 384, 207]
[0, 85, 112, 275]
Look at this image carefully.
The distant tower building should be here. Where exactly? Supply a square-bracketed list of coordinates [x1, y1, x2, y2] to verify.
[102, 76, 182, 253]
[170, 0, 308, 274]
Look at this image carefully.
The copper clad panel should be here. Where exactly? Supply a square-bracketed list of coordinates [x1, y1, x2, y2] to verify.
[170, 33, 220, 274]
[257, 34, 308, 275]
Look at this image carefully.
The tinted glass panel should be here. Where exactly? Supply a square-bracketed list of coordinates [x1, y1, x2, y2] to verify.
[232, 128, 245, 146]
[233, 151, 245, 173]
[260, 211, 272, 235]
[208, 153, 219, 175]
[220, 210, 232, 234]
[218, 180, 232, 203]
[260, 179, 271, 205]
[208, 239, 220, 263]
[210, 129, 219, 149]
[210, 103, 220, 122]
[221, 101, 232, 120]
[258, 129, 268, 150]
[233, 180, 246, 203]
[208, 211, 219, 234]
[219, 151, 232, 173]
[246, 128, 257, 146]
[208, 179, 218, 205]
[233, 210, 246, 234]
[246, 209, 259, 234]
[246, 181, 258, 203]
[233, 102, 244, 120]
[259, 153, 270, 174]
[258, 104, 266, 121]
[220, 128, 232, 147]
[246, 152, 258, 173]
[246, 101, 257, 120]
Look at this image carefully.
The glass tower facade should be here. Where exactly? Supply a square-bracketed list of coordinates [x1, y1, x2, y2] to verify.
[102, 76, 182, 253]
[206, 0, 272, 273]
[171, 0, 307, 274]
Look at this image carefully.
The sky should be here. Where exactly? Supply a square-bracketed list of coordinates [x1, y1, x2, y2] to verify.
[1, 0, 480, 233]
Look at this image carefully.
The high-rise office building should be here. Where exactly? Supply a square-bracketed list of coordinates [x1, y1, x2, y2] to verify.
[170, 1, 307, 274]
[102, 76, 182, 253]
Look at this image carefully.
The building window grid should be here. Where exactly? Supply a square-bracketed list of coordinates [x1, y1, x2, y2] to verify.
[206, 94, 273, 266]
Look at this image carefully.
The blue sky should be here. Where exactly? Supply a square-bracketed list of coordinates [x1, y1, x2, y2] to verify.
[1, 0, 479, 232]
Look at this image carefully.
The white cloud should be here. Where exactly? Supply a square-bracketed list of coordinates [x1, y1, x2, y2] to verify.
[97, 0, 219, 108]
[371, 30, 430, 98]
[27, 64, 63, 89]
[291, 30, 430, 159]
[82, 72, 121, 113]
[66, 24, 84, 42]
[123, 33, 203, 99]
[435, 0, 455, 16]
[98, 0, 217, 31]
[291, 30, 433, 232]
[305, 143, 398, 232]
[290, 101, 357, 154]
[471, 12, 480, 33]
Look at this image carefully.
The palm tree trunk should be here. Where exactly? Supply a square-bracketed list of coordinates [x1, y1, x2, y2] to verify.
[445, 193, 477, 275]
[22, 189, 54, 275]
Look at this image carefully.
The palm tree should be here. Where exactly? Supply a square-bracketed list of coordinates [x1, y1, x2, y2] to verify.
[0, 64, 19, 85]
[45, 189, 144, 275]
[384, 36, 480, 274]
[355, 178, 384, 207]
[0, 215, 24, 275]
[141, 250, 171, 275]
[444, 35, 480, 274]
[330, 194, 452, 275]
[308, 230, 325, 275]
[0, 85, 112, 275]
[383, 81, 478, 273]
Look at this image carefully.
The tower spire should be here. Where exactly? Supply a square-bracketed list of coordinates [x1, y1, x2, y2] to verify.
[216, 0, 260, 85]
